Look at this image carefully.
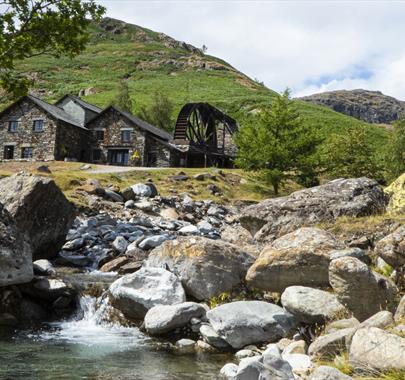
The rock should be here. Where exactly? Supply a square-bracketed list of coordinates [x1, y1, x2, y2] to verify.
[206, 301, 297, 349]
[329, 257, 397, 321]
[99, 256, 130, 272]
[359, 310, 394, 329]
[261, 345, 295, 379]
[395, 295, 405, 323]
[281, 286, 347, 324]
[310, 366, 353, 380]
[375, 225, 405, 269]
[144, 302, 206, 335]
[329, 247, 371, 264]
[131, 183, 158, 198]
[240, 178, 386, 243]
[283, 340, 307, 355]
[196, 340, 217, 353]
[108, 267, 186, 320]
[0, 313, 18, 327]
[193, 172, 215, 181]
[385, 172, 405, 213]
[121, 187, 136, 201]
[36, 165, 51, 173]
[112, 236, 128, 254]
[160, 208, 179, 220]
[0, 173, 75, 259]
[80, 164, 91, 170]
[33, 259, 55, 275]
[62, 237, 85, 251]
[325, 318, 360, 334]
[308, 328, 356, 359]
[0, 203, 33, 286]
[175, 338, 195, 354]
[170, 175, 189, 182]
[138, 235, 170, 250]
[246, 228, 343, 292]
[146, 237, 254, 300]
[104, 189, 124, 203]
[235, 349, 257, 361]
[197, 220, 215, 234]
[282, 353, 312, 372]
[199, 324, 230, 348]
[19, 278, 74, 301]
[220, 363, 238, 379]
[178, 225, 199, 234]
[124, 200, 135, 209]
[134, 200, 153, 212]
[349, 327, 405, 371]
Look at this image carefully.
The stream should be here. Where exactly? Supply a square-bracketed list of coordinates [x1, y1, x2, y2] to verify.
[0, 272, 230, 380]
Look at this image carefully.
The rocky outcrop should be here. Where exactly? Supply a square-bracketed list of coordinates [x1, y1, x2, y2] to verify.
[349, 327, 405, 371]
[146, 237, 254, 300]
[281, 286, 347, 324]
[206, 301, 297, 349]
[0, 173, 75, 259]
[300, 89, 404, 124]
[0, 203, 33, 286]
[329, 257, 397, 321]
[108, 267, 186, 320]
[246, 228, 343, 292]
[240, 178, 386, 243]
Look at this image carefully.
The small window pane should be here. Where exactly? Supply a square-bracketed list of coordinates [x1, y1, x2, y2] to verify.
[33, 120, 44, 132]
[8, 121, 18, 132]
[21, 147, 33, 159]
[121, 130, 131, 142]
[95, 130, 104, 141]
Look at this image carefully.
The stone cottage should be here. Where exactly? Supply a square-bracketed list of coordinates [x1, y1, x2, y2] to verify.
[0, 94, 238, 167]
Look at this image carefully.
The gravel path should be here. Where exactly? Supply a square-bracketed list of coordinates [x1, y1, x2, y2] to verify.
[87, 165, 169, 174]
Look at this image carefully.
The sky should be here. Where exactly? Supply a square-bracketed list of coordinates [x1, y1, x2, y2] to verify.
[97, 0, 405, 99]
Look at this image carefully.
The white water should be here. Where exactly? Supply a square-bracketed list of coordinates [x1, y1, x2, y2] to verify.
[34, 295, 147, 349]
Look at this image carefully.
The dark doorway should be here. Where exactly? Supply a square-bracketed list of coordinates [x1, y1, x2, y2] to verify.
[4, 145, 14, 159]
[108, 149, 129, 166]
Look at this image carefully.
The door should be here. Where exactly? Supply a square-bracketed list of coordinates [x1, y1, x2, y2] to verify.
[4, 145, 14, 159]
[108, 149, 129, 166]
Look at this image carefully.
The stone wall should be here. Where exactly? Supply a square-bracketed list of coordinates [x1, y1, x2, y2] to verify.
[144, 136, 171, 167]
[55, 122, 90, 162]
[0, 99, 57, 161]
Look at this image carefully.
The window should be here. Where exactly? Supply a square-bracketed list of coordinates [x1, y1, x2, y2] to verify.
[95, 130, 104, 141]
[92, 149, 101, 161]
[121, 130, 131, 143]
[21, 147, 33, 159]
[4, 145, 14, 159]
[33, 119, 44, 132]
[8, 120, 18, 132]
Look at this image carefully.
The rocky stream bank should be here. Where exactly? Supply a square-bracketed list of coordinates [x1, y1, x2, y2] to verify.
[1, 172, 405, 380]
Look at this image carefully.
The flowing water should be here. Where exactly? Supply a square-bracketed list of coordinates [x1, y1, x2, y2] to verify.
[0, 294, 230, 380]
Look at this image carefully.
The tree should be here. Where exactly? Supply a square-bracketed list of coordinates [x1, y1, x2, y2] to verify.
[235, 89, 320, 194]
[201, 44, 208, 54]
[385, 116, 405, 180]
[112, 80, 133, 113]
[321, 125, 382, 180]
[140, 91, 174, 132]
[0, 0, 105, 100]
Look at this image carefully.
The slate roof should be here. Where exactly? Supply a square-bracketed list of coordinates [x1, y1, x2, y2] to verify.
[55, 94, 103, 115]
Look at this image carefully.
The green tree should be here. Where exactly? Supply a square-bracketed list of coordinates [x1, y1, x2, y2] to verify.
[112, 80, 133, 113]
[235, 89, 320, 194]
[321, 125, 382, 179]
[140, 91, 174, 132]
[385, 116, 405, 180]
[0, 0, 105, 100]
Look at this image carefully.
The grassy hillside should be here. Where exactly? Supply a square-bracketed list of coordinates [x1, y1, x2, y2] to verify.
[10, 17, 387, 149]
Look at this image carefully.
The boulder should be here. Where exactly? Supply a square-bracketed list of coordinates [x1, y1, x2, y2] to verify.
[144, 302, 206, 335]
[281, 286, 347, 324]
[349, 327, 405, 371]
[240, 178, 386, 242]
[310, 366, 353, 380]
[395, 295, 405, 323]
[0, 203, 33, 286]
[206, 301, 297, 349]
[99, 256, 130, 272]
[308, 328, 356, 359]
[329, 257, 397, 321]
[0, 173, 75, 259]
[131, 183, 158, 198]
[220, 363, 238, 379]
[146, 237, 254, 300]
[104, 189, 124, 203]
[33, 259, 55, 276]
[199, 324, 230, 348]
[175, 338, 195, 354]
[283, 340, 307, 355]
[112, 236, 128, 254]
[375, 225, 405, 269]
[385, 172, 405, 213]
[108, 266, 186, 320]
[246, 228, 343, 292]
[138, 235, 170, 250]
[19, 278, 75, 301]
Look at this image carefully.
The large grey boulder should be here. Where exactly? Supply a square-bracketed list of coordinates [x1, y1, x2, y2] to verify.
[240, 178, 386, 243]
[144, 302, 206, 335]
[146, 237, 255, 300]
[206, 301, 297, 349]
[349, 327, 405, 371]
[108, 267, 186, 320]
[281, 286, 347, 324]
[246, 228, 343, 292]
[310, 366, 353, 380]
[308, 328, 356, 359]
[375, 225, 405, 269]
[0, 173, 75, 259]
[329, 257, 397, 321]
[131, 183, 158, 198]
[0, 203, 33, 286]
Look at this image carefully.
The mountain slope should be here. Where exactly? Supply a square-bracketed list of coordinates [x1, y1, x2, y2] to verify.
[12, 17, 387, 149]
[300, 89, 405, 124]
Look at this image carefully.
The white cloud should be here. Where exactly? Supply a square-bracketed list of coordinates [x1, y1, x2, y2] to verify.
[97, 0, 405, 99]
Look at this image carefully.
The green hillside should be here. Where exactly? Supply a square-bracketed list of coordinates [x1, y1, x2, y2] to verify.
[12, 17, 388, 148]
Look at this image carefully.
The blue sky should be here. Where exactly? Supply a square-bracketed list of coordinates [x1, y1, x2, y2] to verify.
[97, 0, 405, 99]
